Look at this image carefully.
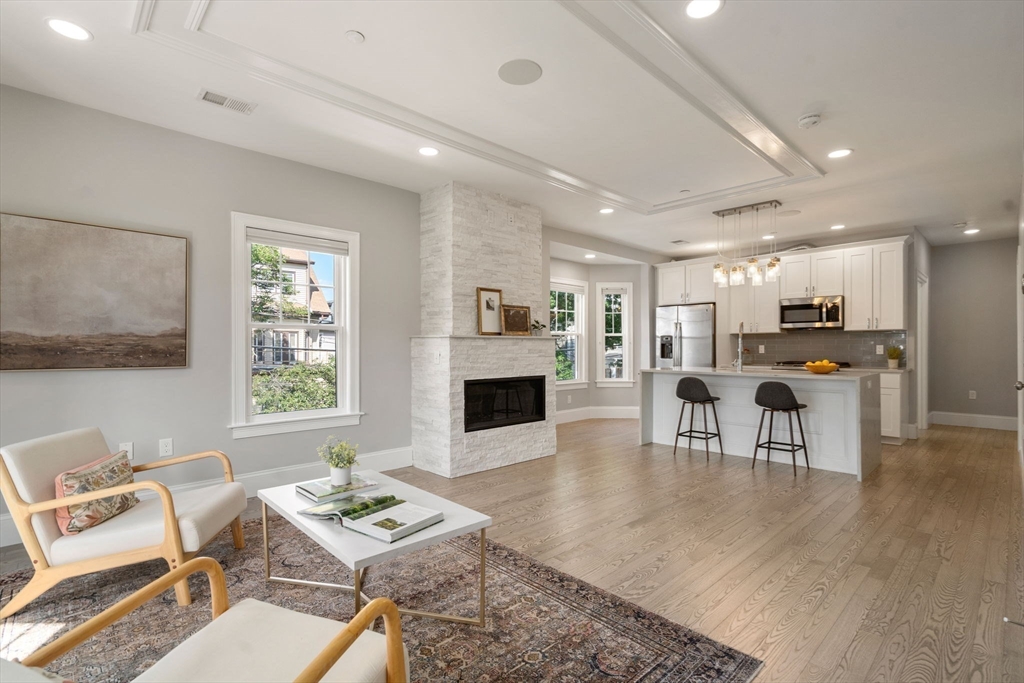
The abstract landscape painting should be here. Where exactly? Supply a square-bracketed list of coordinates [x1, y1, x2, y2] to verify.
[0, 214, 187, 370]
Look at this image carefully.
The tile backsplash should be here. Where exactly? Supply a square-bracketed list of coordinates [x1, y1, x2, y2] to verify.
[730, 329, 908, 368]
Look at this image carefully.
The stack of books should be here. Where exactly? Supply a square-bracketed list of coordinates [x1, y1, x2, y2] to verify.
[295, 473, 378, 503]
[299, 493, 444, 543]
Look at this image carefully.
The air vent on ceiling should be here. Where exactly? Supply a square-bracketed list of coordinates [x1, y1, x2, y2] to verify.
[671, 239, 690, 245]
[197, 89, 255, 115]
[783, 243, 817, 252]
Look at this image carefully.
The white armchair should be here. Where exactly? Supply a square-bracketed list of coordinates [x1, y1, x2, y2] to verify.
[2, 557, 409, 683]
[0, 427, 247, 618]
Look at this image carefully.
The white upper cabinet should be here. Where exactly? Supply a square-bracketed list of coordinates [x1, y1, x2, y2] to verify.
[778, 254, 811, 299]
[842, 242, 905, 330]
[810, 250, 844, 296]
[779, 251, 843, 299]
[657, 262, 715, 306]
[728, 281, 751, 334]
[728, 275, 779, 334]
[685, 261, 716, 304]
[657, 265, 687, 306]
[843, 246, 874, 331]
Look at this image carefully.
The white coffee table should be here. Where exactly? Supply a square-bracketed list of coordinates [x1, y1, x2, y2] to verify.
[257, 470, 492, 626]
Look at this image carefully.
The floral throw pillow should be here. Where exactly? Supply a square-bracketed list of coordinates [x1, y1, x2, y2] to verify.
[54, 451, 139, 535]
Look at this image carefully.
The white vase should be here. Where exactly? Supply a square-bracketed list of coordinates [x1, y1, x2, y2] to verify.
[888, 359, 899, 369]
[330, 466, 351, 486]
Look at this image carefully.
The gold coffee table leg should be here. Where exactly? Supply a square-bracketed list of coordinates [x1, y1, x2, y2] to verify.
[395, 528, 487, 627]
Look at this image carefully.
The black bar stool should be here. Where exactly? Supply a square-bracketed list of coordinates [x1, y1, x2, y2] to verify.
[752, 381, 809, 475]
[673, 377, 722, 461]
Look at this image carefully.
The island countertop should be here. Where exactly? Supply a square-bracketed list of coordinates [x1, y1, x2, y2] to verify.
[640, 366, 881, 381]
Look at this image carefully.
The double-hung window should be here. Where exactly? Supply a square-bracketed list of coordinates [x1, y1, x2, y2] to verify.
[550, 278, 587, 385]
[231, 212, 360, 438]
[596, 282, 632, 386]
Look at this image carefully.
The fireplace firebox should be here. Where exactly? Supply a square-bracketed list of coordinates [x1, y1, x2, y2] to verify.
[464, 376, 545, 432]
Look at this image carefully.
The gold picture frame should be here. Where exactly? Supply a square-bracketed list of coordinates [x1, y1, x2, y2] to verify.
[500, 304, 532, 336]
[477, 287, 503, 335]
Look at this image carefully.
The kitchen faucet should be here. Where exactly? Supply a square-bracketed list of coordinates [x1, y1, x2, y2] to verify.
[736, 322, 744, 372]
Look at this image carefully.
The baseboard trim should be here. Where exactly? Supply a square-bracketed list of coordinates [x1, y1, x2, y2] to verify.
[905, 423, 919, 440]
[0, 446, 413, 548]
[556, 406, 639, 424]
[928, 411, 1018, 431]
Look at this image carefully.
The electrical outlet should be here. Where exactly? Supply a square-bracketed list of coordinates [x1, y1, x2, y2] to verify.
[876, 345, 884, 355]
[119, 442, 134, 460]
[758, 345, 765, 354]
[567, 395, 572, 404]
[969, 390, 977, 400]
[159, 438, 174, 457]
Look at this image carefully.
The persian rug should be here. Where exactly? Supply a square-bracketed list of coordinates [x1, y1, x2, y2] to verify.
[1, 517, 762, 682]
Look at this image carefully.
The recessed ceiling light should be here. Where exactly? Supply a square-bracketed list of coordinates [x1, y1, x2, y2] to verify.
[777, 209, 801, 217]
[762, 234, 775, 240]
[827, 148, 853, 159]
[345, 30, 365, 44]
[963, 228, 980, 235]
[418, 147, 439, 156]
[831, 225, 845, 230]
[686, 0, 723, 19]
[584, 254, 597, 259]
[599, 208, 614, 214]
[47, 19, 92, 41]
[498, 59, 543, 86]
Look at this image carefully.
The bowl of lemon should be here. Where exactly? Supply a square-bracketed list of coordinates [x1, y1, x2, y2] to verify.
[805, 359, 839, 374]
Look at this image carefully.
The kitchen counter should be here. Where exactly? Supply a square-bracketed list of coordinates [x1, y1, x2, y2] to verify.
[640, 367, 882, 480]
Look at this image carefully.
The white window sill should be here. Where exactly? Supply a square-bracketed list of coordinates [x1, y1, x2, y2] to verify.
[595, 380, 635, 388]
[556, 380, 589, 391]
[230, 412, 363, 439]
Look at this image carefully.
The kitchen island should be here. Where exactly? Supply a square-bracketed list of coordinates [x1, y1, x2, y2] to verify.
[640, 367, 882, 480]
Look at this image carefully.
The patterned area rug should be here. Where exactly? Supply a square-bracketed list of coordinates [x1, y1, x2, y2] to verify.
[1, 517, 762, 682]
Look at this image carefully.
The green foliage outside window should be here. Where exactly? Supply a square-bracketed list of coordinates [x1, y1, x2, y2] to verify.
[252, 355, 337, 414]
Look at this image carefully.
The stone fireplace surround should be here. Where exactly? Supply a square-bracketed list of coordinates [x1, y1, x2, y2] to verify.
[411, 183, 557, 478]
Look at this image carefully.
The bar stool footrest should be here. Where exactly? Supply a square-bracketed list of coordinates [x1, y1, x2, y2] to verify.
[755, 439, 806, 453]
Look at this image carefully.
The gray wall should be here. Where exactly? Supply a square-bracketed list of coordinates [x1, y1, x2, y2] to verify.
[929, 238, 1018, 417]
[0, 86, 421, 504]
[549, 259, 644, 411]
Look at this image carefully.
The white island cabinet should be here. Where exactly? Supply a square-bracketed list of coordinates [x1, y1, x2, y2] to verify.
[640, 367, 883, 481]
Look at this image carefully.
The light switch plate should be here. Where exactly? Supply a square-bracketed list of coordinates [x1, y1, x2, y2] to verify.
[119, 442, 134, 460]
[159, 438, 173, 457]
[969, 390, 977, 399]
[758, 345, 765, 354]
[876, 345, 884, 354]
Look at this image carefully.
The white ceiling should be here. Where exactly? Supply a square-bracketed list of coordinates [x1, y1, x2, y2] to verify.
[549, 242, 642, 266]
[1, 0, 1021, 254]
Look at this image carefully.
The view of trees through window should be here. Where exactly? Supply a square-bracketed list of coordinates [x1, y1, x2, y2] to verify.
[603, 292, 624, 379]
[550, 288, 581, 381]
[250, 243, 338, 415]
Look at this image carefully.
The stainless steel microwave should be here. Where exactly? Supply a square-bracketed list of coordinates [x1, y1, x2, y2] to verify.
[779, 296, 843, 329]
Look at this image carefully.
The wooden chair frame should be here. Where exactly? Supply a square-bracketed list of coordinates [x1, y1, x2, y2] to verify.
[0, 450, 245, 619]
[20, 557, 408, 683]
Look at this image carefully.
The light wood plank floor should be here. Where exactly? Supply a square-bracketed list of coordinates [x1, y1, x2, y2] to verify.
[388, 420, 1024, 683]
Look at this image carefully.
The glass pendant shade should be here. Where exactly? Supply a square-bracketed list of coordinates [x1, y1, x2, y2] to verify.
[765, 257, 780, 282]
[746, 258, 758, 278]
[729, 265, 745, 286]
[751, 266, 764, 287]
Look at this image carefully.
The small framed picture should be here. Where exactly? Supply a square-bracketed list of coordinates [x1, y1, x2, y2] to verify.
[477, 287, 503, 335]
[501, 304, 532, 336]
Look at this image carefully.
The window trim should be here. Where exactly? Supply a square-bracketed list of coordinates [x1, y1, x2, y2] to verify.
[230, 212, 361, 439]
[550, 276, 587, 385]
[596, 282, 633, 387]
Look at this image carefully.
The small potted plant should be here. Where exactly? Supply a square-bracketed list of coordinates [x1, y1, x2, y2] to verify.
[886, 345, 901, 370]
[531, 319, 547, 336]
[317, 435, 358, 486]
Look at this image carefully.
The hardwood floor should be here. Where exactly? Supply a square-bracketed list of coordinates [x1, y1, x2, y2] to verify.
[389, 420, 1024, 683]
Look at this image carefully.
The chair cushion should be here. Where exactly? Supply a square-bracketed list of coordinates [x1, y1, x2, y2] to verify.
[48, 482, 246, 566]
[0, 659, 69, 683]
[54, 451, 138, 535]
[134, 598, 409, 683]
[1, 428, 112, 559]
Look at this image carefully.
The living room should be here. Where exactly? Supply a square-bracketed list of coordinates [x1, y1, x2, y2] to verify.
[1, 1, 1022, 682]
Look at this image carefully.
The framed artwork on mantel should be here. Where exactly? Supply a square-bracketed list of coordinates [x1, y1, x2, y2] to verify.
[0, 213, 188, 371]
[501, 304, 532, 336]
[477, 287, 503, 335]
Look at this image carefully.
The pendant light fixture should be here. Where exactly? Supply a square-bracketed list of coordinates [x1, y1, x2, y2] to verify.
[711, 200, 782, 288]
[729, 212, 745, 286]
[713, 213, 729, 287]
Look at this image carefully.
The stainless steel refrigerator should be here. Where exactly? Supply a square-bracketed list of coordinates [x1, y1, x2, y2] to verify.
[655, 304, 715, 369]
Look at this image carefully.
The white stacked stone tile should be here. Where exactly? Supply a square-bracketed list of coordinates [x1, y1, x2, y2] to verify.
[413, 182, 556, 478]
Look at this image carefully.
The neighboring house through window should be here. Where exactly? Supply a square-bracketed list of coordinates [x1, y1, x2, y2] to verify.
[550, 277, 587, 385]
[231, 212, 360, 438]
[597, 282, 633, 387]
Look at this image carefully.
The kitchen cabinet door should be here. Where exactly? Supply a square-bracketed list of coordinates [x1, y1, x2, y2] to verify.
[729, 281, 753, 334]
[873, 242, 905, 329]
[810, 250, 844, 296]
[686, 262, 716, 303]
[753, 276, 781, 333]
[779, 254, 811, 299]
[843, 246, 874, 331]
[880, 387, 900, 437]
[657, 265, 687, 306]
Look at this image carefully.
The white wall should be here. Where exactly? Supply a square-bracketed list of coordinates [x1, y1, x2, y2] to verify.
[0, 86, 421, 508]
